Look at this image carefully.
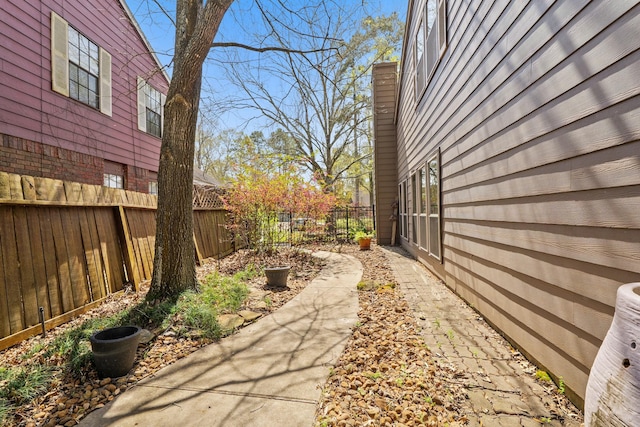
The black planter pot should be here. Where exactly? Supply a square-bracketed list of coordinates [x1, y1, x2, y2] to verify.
[90, 326, 142, 378]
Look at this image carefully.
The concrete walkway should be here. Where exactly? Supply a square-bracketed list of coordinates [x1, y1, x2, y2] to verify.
[383, 246, 583, 427]
[80, 251, 361, 427]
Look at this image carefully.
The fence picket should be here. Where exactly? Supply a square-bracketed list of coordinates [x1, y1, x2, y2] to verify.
[40, 207, 62, 317]
[64, 209, 90, 308]
[0, 207, 13, 337]
[78, 208, 104, 301]
[118, 206, 142, 289]
[50, 208, 75, 312]
[26, 207, 51, 320]
[14, 206, 39, 327]
[1, 207, 25, 334]
[136, 210, 155, 279]
[96, 208, 125, 294]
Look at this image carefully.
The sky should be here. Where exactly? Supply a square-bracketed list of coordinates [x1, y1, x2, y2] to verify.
[125, 0, 408, 132]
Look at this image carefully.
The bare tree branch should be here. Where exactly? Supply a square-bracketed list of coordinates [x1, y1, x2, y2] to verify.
[211, 42, 340, 55]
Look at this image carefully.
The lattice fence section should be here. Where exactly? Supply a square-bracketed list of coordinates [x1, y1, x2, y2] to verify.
[193, 184, 225, 209]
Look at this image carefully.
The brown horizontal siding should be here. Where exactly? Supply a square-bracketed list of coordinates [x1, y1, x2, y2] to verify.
[443, 98, 640, 192]
[439, 1, 634, 169]
[444, 146, 640, 207]
[444, 221, 640, 278]
[444, 186, 640, 229]
[390, 0, 640, 405]
[443, 49, 640, 178]
[444, 255, 603, 366]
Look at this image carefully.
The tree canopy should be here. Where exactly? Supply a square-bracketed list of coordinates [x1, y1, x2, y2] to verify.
[211, 9, 403, 193]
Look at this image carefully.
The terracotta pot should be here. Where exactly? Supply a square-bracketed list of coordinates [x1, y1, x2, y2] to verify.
[584, 282, 640, 426]
[264, 266, 291, 287]
[358, 237, 372, 250]
[90, 326, 142, 378]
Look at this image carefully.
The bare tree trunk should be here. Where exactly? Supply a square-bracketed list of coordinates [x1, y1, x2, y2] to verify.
[149, 0, 233, 299]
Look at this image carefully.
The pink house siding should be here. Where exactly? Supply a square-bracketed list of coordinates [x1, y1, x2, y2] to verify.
[0, 0, 168, 188]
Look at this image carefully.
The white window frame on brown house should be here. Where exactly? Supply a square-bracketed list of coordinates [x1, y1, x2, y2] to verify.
[414, 16, 425, 98]
[399, 180, 409, 239]
[427, 149, 442, 260]
[415, 0, 448, 101]
[51, 12, 112, 116]
[418, 165, 428, 250]
[403, 181, 409, 240]
[410, 173, 418, 245]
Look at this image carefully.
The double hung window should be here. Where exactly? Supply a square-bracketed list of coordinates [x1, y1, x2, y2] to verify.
[411, 174, 418, 244]
[138, 78, 164, 138]
[51, 12, 111, 115]
[427, 151, 441, 259]
[415, 0, 447, 98]
[407, 151, 441, 260]
[399, 181, 408, 239]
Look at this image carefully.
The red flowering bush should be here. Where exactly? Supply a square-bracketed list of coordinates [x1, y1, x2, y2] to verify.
[223, 163, 336, 253]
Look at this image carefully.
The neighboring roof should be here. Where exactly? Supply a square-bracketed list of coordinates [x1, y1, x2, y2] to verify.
[193, 168, 223, 187]
[118, 0, 170, 83]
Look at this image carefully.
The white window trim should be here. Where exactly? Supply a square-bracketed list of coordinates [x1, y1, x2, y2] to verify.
[427, 150, 442, 261]
[103, 173, 124, 189]
[418, 166, 428, 251]
[149, 181, 158, 195]
[399, 181, 408, 240]
[414, 17, 425, 98]
[137, 77, 165, 137]
[403, 180, 409, 240]
[410, 173, 418, 245]
[51, 12, 112, 116]
[415, 0, 447, 100]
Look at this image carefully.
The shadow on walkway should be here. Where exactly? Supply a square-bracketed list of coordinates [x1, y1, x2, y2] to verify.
[79, 251, 361, 427]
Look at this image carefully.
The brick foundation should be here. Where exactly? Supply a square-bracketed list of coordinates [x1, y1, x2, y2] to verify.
[0, 133, 157, 193]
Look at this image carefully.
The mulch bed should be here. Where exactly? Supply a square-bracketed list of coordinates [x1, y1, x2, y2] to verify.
[313, 244, 468, 426]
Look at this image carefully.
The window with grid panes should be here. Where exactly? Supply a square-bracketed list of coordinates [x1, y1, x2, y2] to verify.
[145, 84, 162, 137]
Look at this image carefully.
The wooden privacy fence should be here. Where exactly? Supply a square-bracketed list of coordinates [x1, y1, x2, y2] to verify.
[0, 172, 234, 350]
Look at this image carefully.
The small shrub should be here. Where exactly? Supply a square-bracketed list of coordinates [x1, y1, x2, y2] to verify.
[200, 271, 249, 313]
[45, 322, 101, 373]
[119, 299, 178, 329]
[356, 280, 373, 291]
[172, 267, 251, 339]
[0, 365, 56, 406]
[535, 370, 552, 382]
[177, 292, 222, 340]
[353, 230, 374, 243]
[232, 263, 259, 282]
